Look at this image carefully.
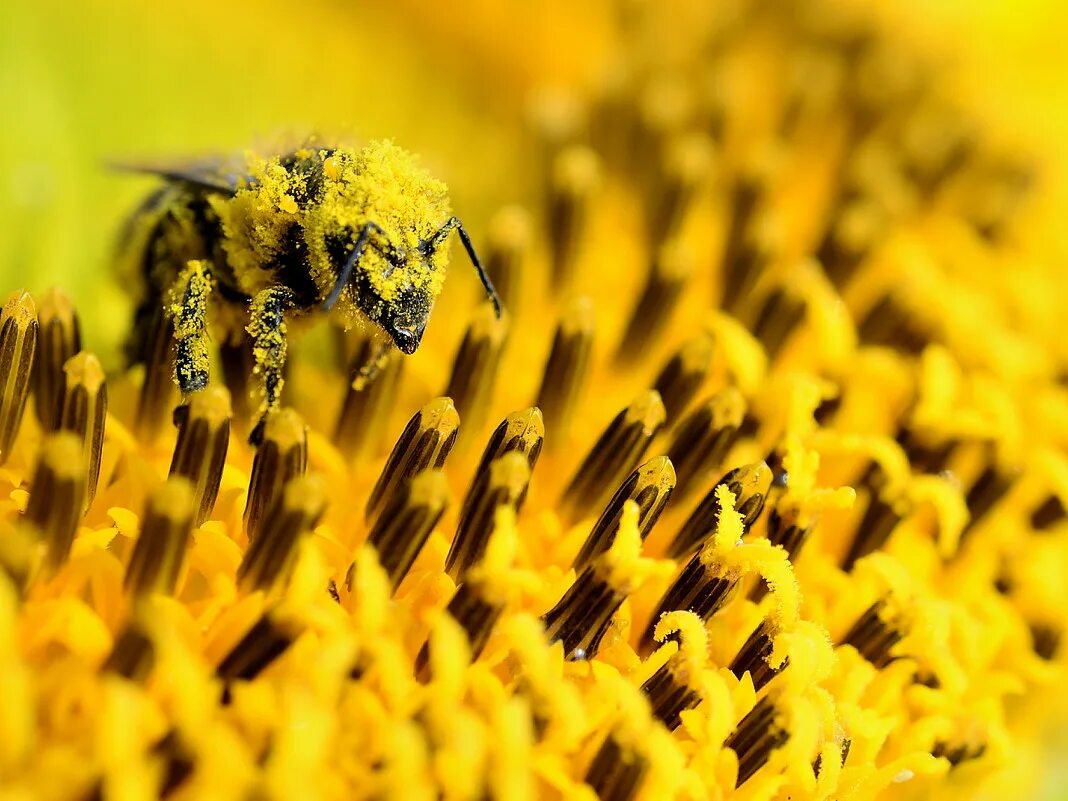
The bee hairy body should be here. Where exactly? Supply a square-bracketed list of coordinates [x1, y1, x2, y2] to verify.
[120, 140, 500, 442]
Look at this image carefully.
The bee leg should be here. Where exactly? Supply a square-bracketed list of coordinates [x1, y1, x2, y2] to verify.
[247, 286, 295, 445]
[322, 221, 386, 311]
[351, 339, 392, 391]
[169, 260, 215, 396]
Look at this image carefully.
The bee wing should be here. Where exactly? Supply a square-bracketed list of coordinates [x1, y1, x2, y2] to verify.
[108, 155, 249, 196]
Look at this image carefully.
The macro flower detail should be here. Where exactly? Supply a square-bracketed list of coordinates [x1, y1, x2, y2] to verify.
[1, 1, 1067, 800]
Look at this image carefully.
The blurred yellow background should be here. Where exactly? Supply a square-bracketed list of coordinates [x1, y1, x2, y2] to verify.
[1, 0, 1066, 363]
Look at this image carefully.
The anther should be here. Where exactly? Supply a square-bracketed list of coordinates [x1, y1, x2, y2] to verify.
[1030, 623, 1060, 661]
[584, 734, 648, 801]
[931, 741, 987, 768]
[33, 287, 81, 431]
[719, 213, 782, 318]
[335, 336, 403, 461]
[960, 462, 1017, 541]
[746, 285, 806, 360]
[647, 133, 715, 245]
[729, 620, 783, 691]
[365, 397, 459, 522]
[244, 408, 308, 541]
[1030, 494, 1066, 532]
[101, 618, 155, 681]
[135, 306, 177, 440]
[842, 465, 908, 571]
[668, 462, 771, 560]
[444, 301, 509, 434]
[724, 696, 789, 787]
[445, 452, 530, 581]
[542, 563, 628, 661]
[560, 390, 666, 521]
[841, 600, 903, 668]
[547, 145, 600, 289]
[720, 161, 773, 285]
[895, 426, 957, 474]
[237, 475, 326, 595]
[124, 477, 195, 598]
[639, 551, 738, 656]
[640, 662, 702, 732]
[414, 579, 504, 682]
[57, 352, 107, 509]
[816, 198, 886, 289]
[857, 293, 931, 355]
[24, 432, 85, 573]
[0, 290, 38, 464]
[216, 610, 303, 691]
[365, 469, 449, 593]
[484, 206, 531, 313]
[153, 731, 195, 797]
[652, 333, 715, 420]
[535, 297, 593, 445]
[750, 504, 810, 602]
[168, 386, 231, 526]
[616, 241, 692, 365]
[666, 389, 746, 498]
[572, 455, 675, 573]
[218, 336, 257, 423]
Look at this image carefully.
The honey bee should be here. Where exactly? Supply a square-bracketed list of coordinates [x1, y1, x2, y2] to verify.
[120, 139, 500, 441]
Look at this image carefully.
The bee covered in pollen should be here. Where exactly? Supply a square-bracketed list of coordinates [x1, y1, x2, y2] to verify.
[120, 139, 501, 441]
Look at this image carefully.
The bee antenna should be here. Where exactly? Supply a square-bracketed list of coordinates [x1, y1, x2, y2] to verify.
[449, 217, 502, 318]
[322, 221, 385, 311]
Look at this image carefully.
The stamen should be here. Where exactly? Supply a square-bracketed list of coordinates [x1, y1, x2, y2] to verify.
[639, 551, 738, 656]
[445, 451, 530, 581]
[444, 301, 509, 433]
[616, 241, 692, 365]
[57, 352, 107, 509]
[541, 564, 627, 661]
[535, 296, 593, 445]
[335, 336, 403, 461]
[746, 285, 806, 360]
[841, 600, 903, 668]
[640, 662, 702, 731]
[1030, 494, 1066, 531]
[560, 390, 666, 521]
[1030, 623, 1060, 661]
[931, 741, 987, 768]
[101, 618, 154, 681]
[414, 579, 503, 682]
[153, 731, 195, 796]
[471, 407, 545, 475]
[750, 504, 810, 602]
[365, 469, 449, 593]
[842, 465, 907, 570]
[24, 432, 85, 573]
[857, 293, 931, 355]
[724, 695, 789, 787]
[168, 387, 231, 526]
[572, 455, 675, 572]
[960, 462, 1017, 541]
[237, 475, 326, 594]
[719, 213, 781, 318]
[244, 408, 308, 541]
[816, 198, 885, 289]
[0, 290, 38, 464]
[216, 610, 302, 689]
[135, 305, 177, 440]
[668, 461, 771, 560]
[652, 333, 715, 420]
[365, 397, 459, 522]
[584, 734, 648, 801]
[647, 133, 714, 246]
[640, 612, 707, 730]
[33, 287, 81, 432]
[484, 205, 531, 313]
[896, 426, 958, 474]
[547, 145, 600, 290]
[218, 336, 256, 423]
[665, 389, 746, 498]
[729, 619, 783, 691]
[720, 162, 772, 286]
[124, 476, 195, 598]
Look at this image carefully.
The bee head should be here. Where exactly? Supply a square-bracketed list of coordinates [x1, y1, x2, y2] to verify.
[383, 283, 431, 354]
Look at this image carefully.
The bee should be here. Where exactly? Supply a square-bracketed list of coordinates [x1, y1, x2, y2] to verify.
[119, 139, 500, 442]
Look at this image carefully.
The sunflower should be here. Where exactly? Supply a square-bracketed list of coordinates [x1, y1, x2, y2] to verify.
[0, 1, 1066, 800]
